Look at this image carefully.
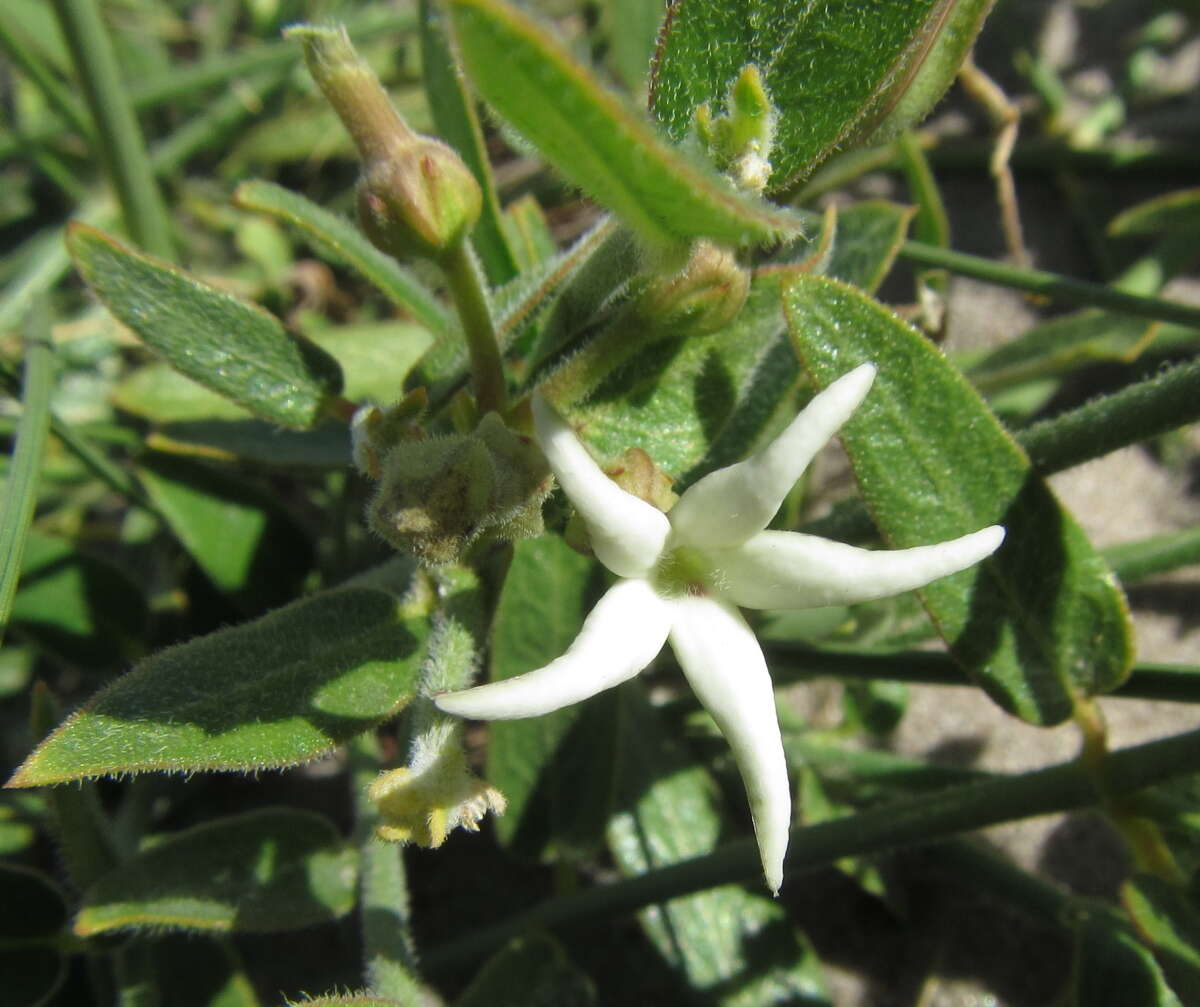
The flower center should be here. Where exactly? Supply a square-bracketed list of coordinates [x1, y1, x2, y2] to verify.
[653, 545, 713, 598]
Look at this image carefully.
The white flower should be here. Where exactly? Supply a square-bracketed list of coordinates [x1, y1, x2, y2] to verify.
[435, 364, 1004, 894]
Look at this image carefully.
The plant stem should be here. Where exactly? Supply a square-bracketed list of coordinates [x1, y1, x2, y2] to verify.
[1020, 358, 1200, 473]
[50, 0, 174, 260]
[0, 17, 92, 138]
[349, 736, 433, 1003]
[423, 725, 1200, 970]
[0, 300, 54, 645]
[441, 241, 508, 414]
[899, 240, 1200, 331]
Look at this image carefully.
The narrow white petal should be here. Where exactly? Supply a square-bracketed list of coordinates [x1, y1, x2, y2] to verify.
[712, 525, 1006, 610]
[435, 579, 671, 720]
[533, 395, 671, 578]
[670, 364, 876, 549]
[668, 597, 790, 895]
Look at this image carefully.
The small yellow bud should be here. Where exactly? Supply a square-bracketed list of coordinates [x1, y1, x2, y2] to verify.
[368, 744, 505, 848]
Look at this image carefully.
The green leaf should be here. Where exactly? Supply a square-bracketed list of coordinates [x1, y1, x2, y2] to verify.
[137, 455, 311, 609]
[650, 0, 991, 189]
[232, 181, 451, 336]
[8, 587, 427, 785]
[444, 0, 799, 249]
[287, 999, 405, 1007]
[864, 0, 997, 149]
[0, 299, 54, 649]
[113, 364, 253, 423]
[145, 420, 351, 468]
[607, 684, 831, 1006]
[1123, 874, 1200, 1004]
[0, 864, 67, 1007]
[967, 310, 1159, 396]
[68, 224, 342, 428]
[419, 0, 519, 285]
[486, 536, 600, 856]
[561, 270, 799, 480]
[455, 934, 595, 1007]
[1109, 188, 1200, 237]
[10, 531, 147, 668]
[74, 808, 357, 935]
[823, 201, 916, 294]
[783, 274, 1134, 725]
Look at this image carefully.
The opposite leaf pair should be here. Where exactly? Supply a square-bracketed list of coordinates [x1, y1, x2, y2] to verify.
[437, 364, 1005, 893]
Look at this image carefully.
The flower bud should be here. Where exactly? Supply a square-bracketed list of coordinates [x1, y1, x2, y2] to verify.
[636, 240, 749, 335]
[358, 141, 482, 262]
[289, 23, 481, 261]
[693, 63, 777, 191]
[367, 413, 551, 565]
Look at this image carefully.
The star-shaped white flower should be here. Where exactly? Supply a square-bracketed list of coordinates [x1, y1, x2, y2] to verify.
[435, 364, 1004, 894]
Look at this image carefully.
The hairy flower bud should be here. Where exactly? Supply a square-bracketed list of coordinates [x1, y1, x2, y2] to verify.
[637, 240, 750, 335]
[289, 23, 481, 261]
[367, 413, 551, 565]
[357, 142, 482, 262]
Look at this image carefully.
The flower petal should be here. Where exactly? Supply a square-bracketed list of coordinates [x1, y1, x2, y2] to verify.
[670, 363, 876, 549]
[711, 525, 1006, 610]
[435, 578, 671, 720]
[533, 395, 671, 577]
[668, 596, 790, 895]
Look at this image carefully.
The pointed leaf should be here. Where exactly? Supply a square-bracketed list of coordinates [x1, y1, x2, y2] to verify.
[11, 531, 147, 668]
[1123, 873, 1200, 1004]
[783, 274, 1134, 725]
[824, 201, 916, 294]
[651, 0, 992, 189]
[69, 224, 342, 428]
[444, 0, 799, 249]
[137, 455, 311, 609]
[74, 808, 357, 935]
[8, 587, 427, 785]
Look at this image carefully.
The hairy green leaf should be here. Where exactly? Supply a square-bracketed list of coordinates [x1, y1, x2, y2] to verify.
[651, 0, 991, 189]
[69, 224, 342, 428]
[74, 808, 357, 935]
[445, 0, 799, 249]
[783, 274, 1134, 725]
[824, 201, 916, 294]
[8, 587, 427, 785]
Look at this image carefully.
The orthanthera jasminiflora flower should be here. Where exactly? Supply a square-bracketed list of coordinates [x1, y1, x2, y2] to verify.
[435, 364, 1004, 894]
